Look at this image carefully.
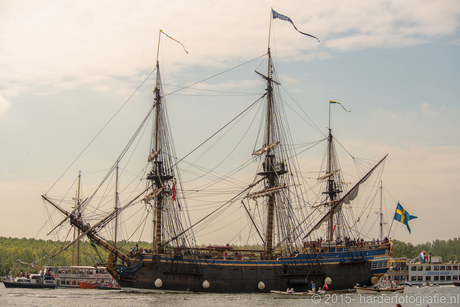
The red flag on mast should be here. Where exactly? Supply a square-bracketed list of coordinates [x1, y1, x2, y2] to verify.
[172, 182, 176, 201]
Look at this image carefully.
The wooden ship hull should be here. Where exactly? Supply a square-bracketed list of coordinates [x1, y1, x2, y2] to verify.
[108, 244, 391, 293]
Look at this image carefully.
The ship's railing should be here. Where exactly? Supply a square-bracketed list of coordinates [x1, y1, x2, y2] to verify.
[302, 239, 390, 253]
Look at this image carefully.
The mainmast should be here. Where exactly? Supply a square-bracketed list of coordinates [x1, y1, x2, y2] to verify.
[265, 48, 275, 254]
[254, 48, 287, 254]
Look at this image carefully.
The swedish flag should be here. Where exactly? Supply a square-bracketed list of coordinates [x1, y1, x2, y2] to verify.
[394, 203, 417, 233]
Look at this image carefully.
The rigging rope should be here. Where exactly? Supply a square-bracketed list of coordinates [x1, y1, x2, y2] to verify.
[46, 67, 158, 195]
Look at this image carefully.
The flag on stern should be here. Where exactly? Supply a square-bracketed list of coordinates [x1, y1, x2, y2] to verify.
[272, 9, 320, 42]
[420, 250, 425, 262]
[393, 203, 417, 233]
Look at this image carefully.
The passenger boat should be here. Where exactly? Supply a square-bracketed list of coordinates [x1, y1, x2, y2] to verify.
[47, 266, 112, 288]
[383, 256, 460, 286]
[2, 274, 56, 289]
[42, 9, 393, 293]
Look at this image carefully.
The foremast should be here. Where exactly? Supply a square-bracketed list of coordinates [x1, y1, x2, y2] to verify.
[146, 57, 174, 254]
[41, 30, 189, 264]
[144, 30, 189, 255]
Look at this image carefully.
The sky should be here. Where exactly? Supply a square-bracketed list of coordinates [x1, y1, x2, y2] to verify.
[1, 0, 460, 248]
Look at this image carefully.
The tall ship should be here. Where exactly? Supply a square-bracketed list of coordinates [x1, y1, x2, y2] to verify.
[42, 11, 392, 293]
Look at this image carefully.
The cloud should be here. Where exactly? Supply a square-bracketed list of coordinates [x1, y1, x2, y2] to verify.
[1, 0, 459, 101]
[420, 103, 437, 115]
[449, 38, 460, 46]
[0, 92, 10, 117]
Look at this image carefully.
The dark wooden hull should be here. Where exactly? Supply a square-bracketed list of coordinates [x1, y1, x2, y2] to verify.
[109, 243, 391, 293]
[114, 258, 377, 293]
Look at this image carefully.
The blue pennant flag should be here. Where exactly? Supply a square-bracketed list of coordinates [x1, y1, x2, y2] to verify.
[394, 203, 417, 233]
[272, 9, 320, 42]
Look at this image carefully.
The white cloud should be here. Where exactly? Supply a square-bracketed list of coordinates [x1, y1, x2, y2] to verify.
[420, 103, 437, 115]
[0, 92, 10, 117]
[1, 0, 459, 100]
[0, 0, 459, 245]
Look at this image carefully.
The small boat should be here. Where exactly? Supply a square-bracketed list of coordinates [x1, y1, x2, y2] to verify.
[79, 281, 100, 289]
[270, 289, 325, 299]
[2, 274, 56, 289]
[354, 285, 404, 294]
[453, 281, 460, 287]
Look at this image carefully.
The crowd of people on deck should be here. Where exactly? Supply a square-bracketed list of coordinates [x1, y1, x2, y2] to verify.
[303, 236, 390, 250]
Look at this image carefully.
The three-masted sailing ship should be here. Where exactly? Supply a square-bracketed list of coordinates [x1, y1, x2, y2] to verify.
[42, 12, 392, 293]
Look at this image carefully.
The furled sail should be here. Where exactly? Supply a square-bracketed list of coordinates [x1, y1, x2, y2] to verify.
[147, 149, 161, 162]
[252, 141, 279, 156]
[245, 184, 286, 199]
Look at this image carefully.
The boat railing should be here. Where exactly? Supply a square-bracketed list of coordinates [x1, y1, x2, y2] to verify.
[303, 239, 389, 253]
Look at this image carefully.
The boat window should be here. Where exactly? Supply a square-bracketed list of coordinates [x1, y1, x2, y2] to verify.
[426, 266, 431, 271]
[411, 276, 416, 281]
[440, 276, 445, 281]
[434, 276, 439, 281]
[440, 266, 445, 271]
[411, 266, 416, 271]
[425, 276, 431, 281]
[417, 266, 423, 271]
[417, 276, 423, 281]
[453, 266, 458, 270]
[446, 276, 451, 280]
[453, 276, 458, 280]
[434, 266, 439, 271]
[446, 266, 451, 270]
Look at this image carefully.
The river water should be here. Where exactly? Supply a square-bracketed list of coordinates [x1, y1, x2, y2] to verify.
[1, 284, 459, 307]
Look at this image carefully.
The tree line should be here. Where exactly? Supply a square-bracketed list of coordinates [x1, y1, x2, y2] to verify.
[0, 236, 147, 276]
[391, 238, 460, 261]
